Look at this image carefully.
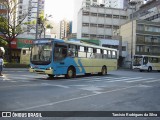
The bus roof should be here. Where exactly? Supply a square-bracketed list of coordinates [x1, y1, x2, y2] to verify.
[134, 55, 160, 58]
[34, 38, 117, 51]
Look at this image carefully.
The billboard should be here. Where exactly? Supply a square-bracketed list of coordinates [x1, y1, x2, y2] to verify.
[11, 38, 33, 49]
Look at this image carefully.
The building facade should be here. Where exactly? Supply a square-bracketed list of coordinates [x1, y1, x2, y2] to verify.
[102, 0, 123, 8]
[131, 0, 160, 22]
[120, 20, 160, 66]
[77, 6, 131, 39]
[17, 0, 45, 37]
[60, 19, 72, 39]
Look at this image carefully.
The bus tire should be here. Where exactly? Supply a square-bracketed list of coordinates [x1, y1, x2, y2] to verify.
[99, 66, 107, 75]
[48, 74, 55, 78]
[147, 66, 152, 72]
[139, 70, 143, 72]
[65, 67, 76, 79]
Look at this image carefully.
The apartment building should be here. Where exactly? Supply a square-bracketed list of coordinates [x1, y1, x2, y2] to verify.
[60, 19, 72, 39]
[77, 6, 131, 39]
[102, 0, 123, 8]
[131, 0, 160, 22]
[18, 0, 45, 38]
[120, 20, 160, 66]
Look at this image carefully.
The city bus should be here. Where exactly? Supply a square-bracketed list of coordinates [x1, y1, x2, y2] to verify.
[29, 38, 118, 78]
[133, 55, 160, 72]
[20, 48, 31, 64]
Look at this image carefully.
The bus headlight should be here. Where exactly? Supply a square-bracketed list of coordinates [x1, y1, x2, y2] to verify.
[46, 67, 52, 70]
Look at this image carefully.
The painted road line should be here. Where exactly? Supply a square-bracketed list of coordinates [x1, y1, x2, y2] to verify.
[14, 85, 139, 111]
[126, 78, 154, 83]
[106, 77, 143, 82]
[145, 79, 160, 83]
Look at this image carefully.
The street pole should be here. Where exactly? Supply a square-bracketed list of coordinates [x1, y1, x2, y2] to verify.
[35, 0, 40, 39]
[129, 1, 136, 69]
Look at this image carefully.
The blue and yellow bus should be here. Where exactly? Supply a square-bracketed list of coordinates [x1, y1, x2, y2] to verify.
[29, 38, 118, 78]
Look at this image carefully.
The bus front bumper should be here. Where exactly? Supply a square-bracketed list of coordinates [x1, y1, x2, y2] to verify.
[29, 68, 53, 75]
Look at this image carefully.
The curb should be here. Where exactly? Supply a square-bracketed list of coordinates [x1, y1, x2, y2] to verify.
[3, 68, 29, 71]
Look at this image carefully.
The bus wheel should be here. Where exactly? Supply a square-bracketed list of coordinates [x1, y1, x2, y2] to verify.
[48, 74, 55, 77]
[139, 70, 143, 72]
[102, 66, 107, 75]
[147, 66, 152, 72]
[99, 66, 107, 75]
[65, 67, 76, 79]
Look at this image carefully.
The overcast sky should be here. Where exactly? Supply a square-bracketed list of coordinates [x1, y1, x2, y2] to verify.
[45, 0, 74, 22]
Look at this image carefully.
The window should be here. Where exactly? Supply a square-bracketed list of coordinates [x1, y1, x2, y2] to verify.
[94, 49, 102, 59]
[83, 11, 89, 15]
[78, 46, 86, 58]
[68, 44, 76, 57]
[103, 50, 108, 59]
[90, 34, 97, 38]
[106, 14, 112, 18]
[54, 43, 67, 61]
[90, 23, 97, 27]
[112, 51, 117, 59]
[113, 15, 119, 19]
[113, 25, 119, 29]
[137, 35, 145, 44]
[98, 13, 105, 17]
[120, 16, 127, 19]
[149, 57, 159, 63]
[98, 24, 104, 28]
[108, 50, 111, 58]
[143, 57, 148, 65]
[137, 24, 144, 31]
[82, 23, 89, 27]
[23, 50, 26, 55]
[82, 34, 89, 38]
[105, 25, 112, 28]
[91, 13, 97, 16]
[87, 47, 94, 58]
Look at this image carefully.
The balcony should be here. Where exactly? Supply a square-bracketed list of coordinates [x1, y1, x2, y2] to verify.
[135, 52, 160, 56]
[136, 41, 160, 46]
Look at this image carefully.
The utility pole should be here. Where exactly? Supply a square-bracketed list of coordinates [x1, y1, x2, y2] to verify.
[35, 0, 40, 39]
[129, 0, 137, 69]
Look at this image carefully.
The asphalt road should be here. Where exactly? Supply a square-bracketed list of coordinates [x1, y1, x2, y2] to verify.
[0, 69, 160, 120]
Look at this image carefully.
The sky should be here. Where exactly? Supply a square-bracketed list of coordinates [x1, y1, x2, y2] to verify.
[44, 0, 74, 22]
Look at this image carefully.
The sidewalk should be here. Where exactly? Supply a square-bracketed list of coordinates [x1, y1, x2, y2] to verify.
[3, 68, 29, 71]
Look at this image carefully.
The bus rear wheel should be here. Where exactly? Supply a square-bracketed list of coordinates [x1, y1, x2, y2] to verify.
[65, 67, 76, 79]
[48, 74, 55, 78]
[99, 66, 107, 75]
[147, 66, 152, 72]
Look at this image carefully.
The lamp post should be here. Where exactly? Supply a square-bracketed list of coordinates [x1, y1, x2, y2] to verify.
[128, 0, 137, 69]
[151, 36, 155, 55]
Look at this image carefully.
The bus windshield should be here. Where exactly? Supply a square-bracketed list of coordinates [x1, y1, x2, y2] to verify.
[133, 56, 143, 66]
[31, 44, 52, 65]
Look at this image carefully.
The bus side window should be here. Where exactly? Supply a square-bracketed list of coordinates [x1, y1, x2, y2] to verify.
[103, 50, 107, 59]
[68, 44, 76, 57]
[112, 51, 116, 59]
[95, 49, 102, 59]
[23, 50, 26, 55]
[78, 46, 86, 58]
[143, 57, 148, 65]
[108, 50, 111, 58]
[87, 47, 93, 58]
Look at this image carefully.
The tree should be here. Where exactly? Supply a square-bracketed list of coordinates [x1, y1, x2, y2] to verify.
[38, 14, 53, 38]
[0, 0, 31, 62]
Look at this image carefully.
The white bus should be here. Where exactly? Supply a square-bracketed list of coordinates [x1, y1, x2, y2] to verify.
[20, 48, 31, 64]
[133, 55, 160, 72]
